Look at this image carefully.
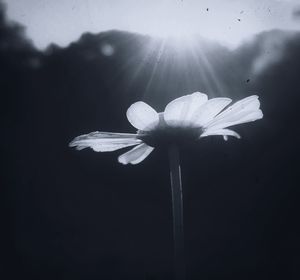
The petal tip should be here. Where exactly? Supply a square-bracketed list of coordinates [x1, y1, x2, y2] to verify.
[68, 141, 74, 147]
[118, 156, 128, 165]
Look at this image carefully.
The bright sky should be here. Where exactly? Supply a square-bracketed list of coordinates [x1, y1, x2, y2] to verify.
[3, 0, 300, 49]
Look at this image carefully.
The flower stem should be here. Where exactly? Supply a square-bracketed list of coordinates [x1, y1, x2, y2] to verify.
[168, 144, 185, 280]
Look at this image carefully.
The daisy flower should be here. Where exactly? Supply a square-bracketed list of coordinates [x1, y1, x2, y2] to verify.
[69, 92, 263, 164]
[69, 91, 263, 279]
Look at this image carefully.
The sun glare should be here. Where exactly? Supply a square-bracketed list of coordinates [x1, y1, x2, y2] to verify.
[5, 0, 300, 50]
[121, 0, 264, 48]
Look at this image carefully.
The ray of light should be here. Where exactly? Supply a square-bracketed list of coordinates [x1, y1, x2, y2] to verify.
[142, 39, 167, 99]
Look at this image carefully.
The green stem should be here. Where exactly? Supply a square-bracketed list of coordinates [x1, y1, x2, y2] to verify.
[168, 144, 185, 280]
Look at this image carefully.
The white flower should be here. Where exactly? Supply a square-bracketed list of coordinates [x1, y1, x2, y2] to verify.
[69, 92, 263, 165]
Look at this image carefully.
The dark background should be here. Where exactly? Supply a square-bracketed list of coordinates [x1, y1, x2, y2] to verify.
[1, 2, 299, 279]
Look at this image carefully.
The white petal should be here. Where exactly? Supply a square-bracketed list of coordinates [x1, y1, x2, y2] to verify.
[126, 101, 159, 131]
[200, 128, 241, 139]
[206, 95, 263, 130]
[164, 92, 208, 127]
[192, 98, 232, 127]
[69, 131, 142, 152]
[210, 110, 263, 130]
[118, 143, 154, 165]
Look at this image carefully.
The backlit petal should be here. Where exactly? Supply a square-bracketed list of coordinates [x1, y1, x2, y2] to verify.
[118, 143, 154, 165]
[69, 131, 142, 152]
[206, 96, 263, 130]
[192, 98, 232, 127]
[126, 101, 159, 131]
[164, 92, 208, 127]
[209, 110, 263, 130]
[212, 95, 260, 120]
[200, 128, 241, 139]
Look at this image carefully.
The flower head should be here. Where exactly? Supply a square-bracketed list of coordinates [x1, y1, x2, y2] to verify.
[69, 92, 263, 164]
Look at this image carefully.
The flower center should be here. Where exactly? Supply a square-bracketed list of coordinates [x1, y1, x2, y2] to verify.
[137, 113, 203, 148]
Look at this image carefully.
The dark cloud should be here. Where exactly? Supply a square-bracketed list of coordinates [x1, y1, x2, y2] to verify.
[1, 2, 300, 279]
